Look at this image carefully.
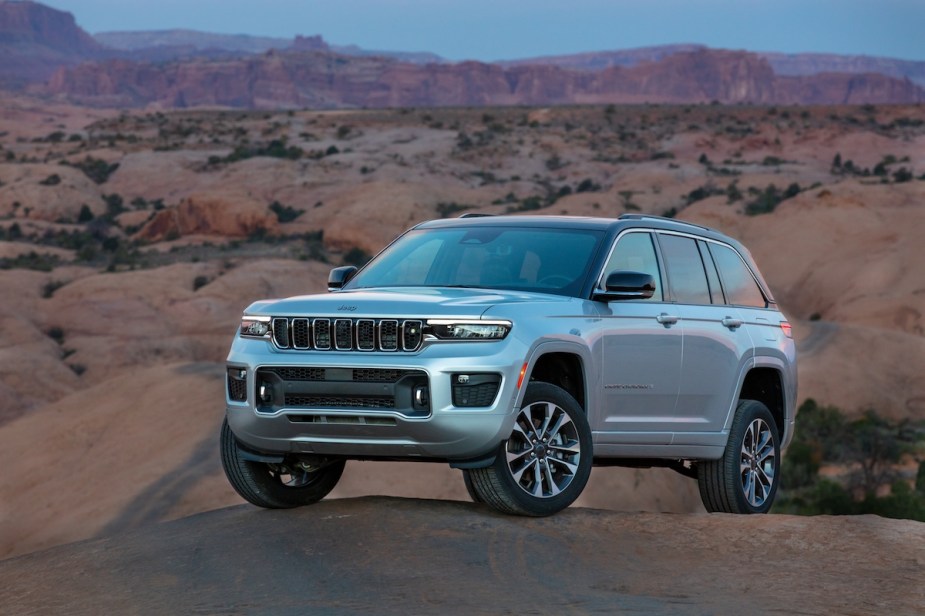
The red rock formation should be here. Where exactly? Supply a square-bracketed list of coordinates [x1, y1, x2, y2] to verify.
[135, 193, 279, 241]
[0, 0, 104, 87]
[45, 47, 925, 108]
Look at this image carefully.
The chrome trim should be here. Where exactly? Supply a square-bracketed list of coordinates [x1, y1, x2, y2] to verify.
[272, 317, 290, 348]
[402, 320, 423, 351]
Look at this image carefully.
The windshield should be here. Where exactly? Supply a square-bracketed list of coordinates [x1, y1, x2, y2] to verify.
[345, 226, 605, 297]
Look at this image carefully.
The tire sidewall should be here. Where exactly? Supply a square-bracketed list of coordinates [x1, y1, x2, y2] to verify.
[727, 401, 781, 514]
[491, 382, 592, 515]
[221, 418, 345, 508]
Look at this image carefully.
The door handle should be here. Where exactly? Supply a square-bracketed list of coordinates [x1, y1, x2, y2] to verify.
[656, 313, 679, 325]
[722, 316, 744, 330]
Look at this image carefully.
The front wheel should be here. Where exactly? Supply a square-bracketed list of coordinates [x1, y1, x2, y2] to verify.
[220, 418, 345, 509]
[698, 399, 780, 514]
[467, 383, 592, 516]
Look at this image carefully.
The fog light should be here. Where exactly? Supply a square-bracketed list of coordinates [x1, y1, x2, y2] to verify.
[259, 382, 273, 403]
[413, 385, 429, 407]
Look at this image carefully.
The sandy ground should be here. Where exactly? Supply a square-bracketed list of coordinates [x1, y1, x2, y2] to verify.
[1, 497, 923, 615]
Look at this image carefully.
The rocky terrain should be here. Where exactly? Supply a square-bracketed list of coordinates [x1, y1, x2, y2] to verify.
[0, 95, 923, 563]
[2, 2, 925, 108]
[2, 498, 923, 615]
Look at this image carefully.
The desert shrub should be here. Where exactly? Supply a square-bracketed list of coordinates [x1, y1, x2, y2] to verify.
[893, 168, 913, 183]
[436, 202, 472, 218]
[0, 252, 60, 272]
[744, 184, 784, 216]
[269, 201, 304, 223]
[39, 174, 61, 186]
[193, 275, 210, 291]
[64, 156, 120, 184]
[42, 280, 65, 298]
[102, 194, 126, 220]
[775, 400, 925, 521]
[77, 204, 94, 223]
[47, 326, 65, 343]
[575, 178, 601, 193]
[343, 247, 371, 267]
[214, 139, 305, 164]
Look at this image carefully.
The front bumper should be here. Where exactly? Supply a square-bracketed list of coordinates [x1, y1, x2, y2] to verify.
[225, 336, 524, 461]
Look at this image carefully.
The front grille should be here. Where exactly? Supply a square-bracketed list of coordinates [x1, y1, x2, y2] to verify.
[256, 366, 429, 417]
[334, 319, 352, 350]
[268, 367, 327, 381]
[270, 317, 426, 352]
[351, 368, 412, 382]
[291, 318, 310, 349]
[314, 319, 331, 350]
[285, 395, 396, 409]
[264, 367, 412, 383]
[272, 318, 289, 348]
[288, 415, 397, 426]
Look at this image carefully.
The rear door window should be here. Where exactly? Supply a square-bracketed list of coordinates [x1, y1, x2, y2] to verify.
[657, 234, 711, 305]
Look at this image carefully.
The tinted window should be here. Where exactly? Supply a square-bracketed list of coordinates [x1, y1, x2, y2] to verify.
[600, 232, 662, 301]
[347, 227, 604, 297]
[708, 243, 766, 307]
[698, 240, 725, 304]
[658, 234, 711, 305]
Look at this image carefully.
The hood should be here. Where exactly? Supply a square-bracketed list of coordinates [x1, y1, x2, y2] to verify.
[245, 287, 573, 319]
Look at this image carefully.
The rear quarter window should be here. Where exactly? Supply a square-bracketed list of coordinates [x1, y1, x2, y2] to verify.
[708, 243, 767, 308]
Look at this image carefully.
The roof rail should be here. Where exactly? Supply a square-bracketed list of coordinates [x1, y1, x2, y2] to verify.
[617, 213, 711, 231]
[458, 213, 495, 218]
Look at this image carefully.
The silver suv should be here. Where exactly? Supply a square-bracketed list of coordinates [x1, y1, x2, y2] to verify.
[221, 214, 796, 516]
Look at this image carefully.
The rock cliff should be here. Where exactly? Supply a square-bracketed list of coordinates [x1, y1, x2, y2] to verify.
[45, 47, 925, 108]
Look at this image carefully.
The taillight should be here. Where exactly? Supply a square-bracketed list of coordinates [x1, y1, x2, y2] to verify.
[780, 321, 792, 338]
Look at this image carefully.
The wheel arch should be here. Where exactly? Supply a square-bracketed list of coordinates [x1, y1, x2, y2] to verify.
[517, 342, 592, 415]
[736, 364, 786, 443]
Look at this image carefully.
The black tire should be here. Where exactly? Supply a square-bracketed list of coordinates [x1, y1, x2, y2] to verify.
[220, 418, 345, 509]
[461, 469, 484, 503]
[698, 399, 780, 514]
[468, 382, 592, 516]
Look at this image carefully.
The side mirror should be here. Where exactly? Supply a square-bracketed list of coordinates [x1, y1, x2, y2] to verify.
[593, 270, 656, 302]
[328, 265, 358, 291]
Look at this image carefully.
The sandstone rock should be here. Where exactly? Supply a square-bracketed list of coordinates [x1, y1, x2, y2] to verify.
[43, 48, 925, 109]
[135, 192, 278, 240]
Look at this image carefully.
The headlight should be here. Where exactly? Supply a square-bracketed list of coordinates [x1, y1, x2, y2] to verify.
[427, 320, 511, 340]
[240, 316, 271, 338]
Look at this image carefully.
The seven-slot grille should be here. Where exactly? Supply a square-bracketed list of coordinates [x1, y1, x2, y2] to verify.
[270, 317, 424, 352]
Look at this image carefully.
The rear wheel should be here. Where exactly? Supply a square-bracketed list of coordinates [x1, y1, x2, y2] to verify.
[698, 399, 780, 514]
[220, 418, 345, 509]
[468, 383, 592, 516]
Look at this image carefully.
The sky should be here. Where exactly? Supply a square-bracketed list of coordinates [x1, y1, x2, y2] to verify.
[37, 0, 925, 62]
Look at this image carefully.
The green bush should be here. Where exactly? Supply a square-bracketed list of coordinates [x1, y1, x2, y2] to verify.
[775, 400, 925, 521]
[343, 247, 371, 267]
[269, 201, 304, 223]
[64, 157, 120, 184]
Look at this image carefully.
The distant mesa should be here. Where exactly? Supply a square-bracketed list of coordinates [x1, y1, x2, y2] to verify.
[1, 0, 924, 107]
